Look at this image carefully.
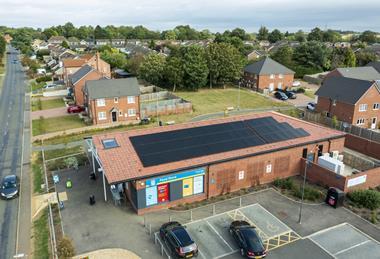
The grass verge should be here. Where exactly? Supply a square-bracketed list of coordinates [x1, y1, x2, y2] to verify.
[32, 152, 44, 194]
[33, 208, 50, 259]
[32, 98, 65, 111]
[32, 115, 86, 136]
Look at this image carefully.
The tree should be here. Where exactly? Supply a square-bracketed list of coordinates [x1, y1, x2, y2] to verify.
[293, 41, 331, 71]
[257, 26, 269, 41]
[62, 22, 76, 38]
[355, 51, 377, 66]
[182, 45, 209, 90]
[0, 36, 6, 63]
[294, 30, 306, 42]
[231, 28, 248, 40]
[322, 30, 342, 42]
[165, 57, 184, 92]
[75, 26, 93, 40]
[139, 53, 166, 86]
[94, 25, 109, 39]
[61, 40, 69, 49]
[57, 236, 75, 258]
[42, 28, 58, 40]
[343, 48, 356, 67]
[161, 30, 177, 40]
[271, 45, 294, 68]
[359, 30, 377, 44]
[126, 53, 144, 75]
[307, 27, 323, 41]
[268, 29, 284, 43]
[100, 49, 127, 69]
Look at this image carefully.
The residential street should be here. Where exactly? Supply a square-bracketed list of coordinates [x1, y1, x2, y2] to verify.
[0, 46, 31, 259]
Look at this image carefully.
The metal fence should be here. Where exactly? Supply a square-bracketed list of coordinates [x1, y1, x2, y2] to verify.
[303, 110, 380, 143]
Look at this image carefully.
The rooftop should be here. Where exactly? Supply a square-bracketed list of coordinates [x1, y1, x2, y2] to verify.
[92, 112, 345, 184]
[62, 58, 86, 68]
[84, 78, 140, 100]
[335, 67, 380, 81]
[244, 57, 295, 75]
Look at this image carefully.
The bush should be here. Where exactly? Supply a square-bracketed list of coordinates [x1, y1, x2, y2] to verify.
[293, 186, 322, 201]
[57, 236, 75, 258]
[36, 75, 51, 83]
[296, 87, 305, 93]
[273, 178, 294, 190]
[348, 190, 380, 210]
[370, 210, 378, 224]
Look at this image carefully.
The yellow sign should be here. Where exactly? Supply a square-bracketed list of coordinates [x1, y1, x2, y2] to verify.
[182, 178, 193, 197]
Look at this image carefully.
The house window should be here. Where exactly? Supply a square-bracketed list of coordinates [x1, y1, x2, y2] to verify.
[114, 97, 118, 103]
[279, 74, 284, 79]
[128, 109, 136, 116]
[270, 74, 275, 79]
[98, 112, 106, 120]
[266, 164, 272, 173]
[127, 96, 135, 104]
[278, 83, 283, 89]
[356, 118, 365, 125]
[238, 171, 245, 180]
[373, 103, 379, 110]
[96, 98, 106, 107]
[359, 104, 367, 112]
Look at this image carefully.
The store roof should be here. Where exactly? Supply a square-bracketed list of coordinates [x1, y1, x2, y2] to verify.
[92, 112, 345, 184]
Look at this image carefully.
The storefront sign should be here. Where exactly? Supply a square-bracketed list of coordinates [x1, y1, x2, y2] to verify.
[183, 178, 193, 197]
[146, 168, 206, 187]
[193, 175, 204, 194]
[157, 183, 169, 203]
[146, 186, 158, 206]
[347, 175, 367, 187]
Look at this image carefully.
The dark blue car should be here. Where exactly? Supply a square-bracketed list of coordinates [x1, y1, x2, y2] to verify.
[1, 175, 19, 199]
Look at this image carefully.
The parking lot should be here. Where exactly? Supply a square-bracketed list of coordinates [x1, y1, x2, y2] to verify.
[155, 203, 300, 259]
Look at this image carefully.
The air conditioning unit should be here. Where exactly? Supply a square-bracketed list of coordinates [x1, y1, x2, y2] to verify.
[337, 155, 344, 162]
[323, 153, 330, 157]
[332, 151, 339, 159]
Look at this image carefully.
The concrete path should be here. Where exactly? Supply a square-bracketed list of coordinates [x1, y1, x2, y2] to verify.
[73, 248, 140, 259]
[31, 106, 69, 120]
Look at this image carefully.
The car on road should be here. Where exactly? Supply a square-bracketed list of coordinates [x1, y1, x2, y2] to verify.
[307, 102, 316, 111]
[159, 221, 198, 258]
[229, 220, 267, 258]
[1, 175, 19, 199]
[67, 105, 85, 114]
[274, 91, 288, 101]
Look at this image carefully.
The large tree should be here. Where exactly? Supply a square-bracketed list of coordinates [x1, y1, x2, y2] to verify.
[355, 51, 377, 66]
[322, 30, 342, 42]
[271, 45, 294, 68]
[165, 56, 184, 92]
[100, 48, 127, 69]
[330, 48, 356, 69]
[359, 30, 377, 44]
[139, 53, 166, 86]
[307, 27, 323, 41]
[257, 26, 269, 41]
[268, 29, 284, 43]
[293, 41, 332, 72]
[182, 45, 209, 90]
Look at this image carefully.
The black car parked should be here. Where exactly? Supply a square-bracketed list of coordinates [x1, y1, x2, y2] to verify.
[160, 221, 198, 258]
[278, 89, 297, 99]
[274, 91, 288, 101]
[1, 175, 19, 199]
[229, 220, 267, 258]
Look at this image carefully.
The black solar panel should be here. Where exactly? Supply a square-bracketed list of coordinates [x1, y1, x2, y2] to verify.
[130, 116, 310, 167]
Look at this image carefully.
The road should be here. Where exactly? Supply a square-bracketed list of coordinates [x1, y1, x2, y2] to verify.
[0, 46, 31, 259]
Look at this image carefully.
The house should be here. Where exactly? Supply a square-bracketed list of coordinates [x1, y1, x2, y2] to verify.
[247, 50, 266, 61]
[69, 65, 104, 106]
[242, 57, 295, 92]
[62, 58, 87, 84]
[84, 78, 141, 125]
[87, 111, 345, 214]
[367, 61, 380, 73]
[3, 34, 12, 44]
[48, 36, 67, 45]
[325, 67, 380, 81]
[58, 49, 77, 61]
[315, 76, 380, 129]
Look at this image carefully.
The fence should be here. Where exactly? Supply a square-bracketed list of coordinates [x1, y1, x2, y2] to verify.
[303, 110, 380, 143]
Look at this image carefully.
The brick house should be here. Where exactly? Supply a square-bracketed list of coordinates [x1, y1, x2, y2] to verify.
[315, 76, 380, 129]
[246, 50, 266, 61]
[69, 65, 105, 106]
[48, 36, 67, 45]
[242, 57, 295, 92]
[84, 78, 141, 125]
[325, 67, 380, 81]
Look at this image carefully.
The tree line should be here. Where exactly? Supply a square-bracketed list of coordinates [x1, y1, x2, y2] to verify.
[0, 36, 6, 65]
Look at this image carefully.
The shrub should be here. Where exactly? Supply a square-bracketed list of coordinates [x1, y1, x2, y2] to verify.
[57, 236, 75, 258]
[370, 210, 378, 224]
[36, 75, 51, 83]
[273, 178, 294, 190]
[348, 190, 380, 210]
[296, 87, 305, 93]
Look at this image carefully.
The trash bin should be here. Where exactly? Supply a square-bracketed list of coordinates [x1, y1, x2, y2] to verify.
[89, 195, 96, 205]
[325, 187, 345, 208]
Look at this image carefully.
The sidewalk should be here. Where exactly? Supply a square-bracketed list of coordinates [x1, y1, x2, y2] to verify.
[73, 248, 140, 259]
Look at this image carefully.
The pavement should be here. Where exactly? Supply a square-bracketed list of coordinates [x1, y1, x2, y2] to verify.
[0, 46, 31, 259]
[73, 248, 140, 259]
[31, 106, 69, 120]
[286, 93, 314, 107]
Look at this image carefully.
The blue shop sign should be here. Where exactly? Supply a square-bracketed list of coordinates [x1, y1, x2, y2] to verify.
[146, 168, 206, 187]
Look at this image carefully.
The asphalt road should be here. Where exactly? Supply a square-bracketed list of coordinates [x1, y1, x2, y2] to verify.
[0, 46, 31, 259]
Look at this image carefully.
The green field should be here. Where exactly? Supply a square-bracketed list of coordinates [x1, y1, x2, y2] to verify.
[32, 98, 65, 111]
[32, 115, 85, 136]
[0, 56, 7, 92]
[33, 208, 50, 259]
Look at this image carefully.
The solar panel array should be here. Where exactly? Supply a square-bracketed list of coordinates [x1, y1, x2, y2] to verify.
[130, 116, 310, 167]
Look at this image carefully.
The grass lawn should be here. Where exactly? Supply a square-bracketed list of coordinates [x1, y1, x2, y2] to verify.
[32, 98, 65, 111]
[32, 115, 86, 136]
[31, 81, 45, 92]
[304, 89, 316, 99]
[0, 56, 7, 91]
[32, 152, 44, 194]
[33, 208, 50, 259]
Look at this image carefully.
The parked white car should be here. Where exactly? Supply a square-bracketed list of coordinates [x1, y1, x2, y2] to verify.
[292, 81, 301, 87]
[307, 102, 316, 111]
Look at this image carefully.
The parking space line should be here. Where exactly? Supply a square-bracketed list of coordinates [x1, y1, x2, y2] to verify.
[307, 237, 337, 259]
[334, 240, 371, 256]
[205, 220, 234, 252]
[214, 249, 239, 259]
[346, 223, 380, 245]
[306, 222, 348, 238]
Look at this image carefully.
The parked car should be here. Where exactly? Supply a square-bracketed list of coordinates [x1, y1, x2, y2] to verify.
[140, 117, 151, 125]
[274, 91, 288, 101]
[229, 220, 267, 258]
[292, 81, 301, 87]
[159, 221, 198, 258]
[67, 105, 85, 114]
[43, 83, 57, 89]
[307, 102, 316, 111]
[278, 89, 297, 99]
[1, 175, 19, 199]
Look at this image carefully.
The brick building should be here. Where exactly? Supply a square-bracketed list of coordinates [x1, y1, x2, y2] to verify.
[84, 78, 141, 125]
[242, 57, 295, 92]
[315, 76, 380, 129]
[88, 112, 345, 214]
[69, 65, 105, 106]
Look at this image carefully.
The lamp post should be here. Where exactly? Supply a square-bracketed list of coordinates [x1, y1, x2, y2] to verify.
[298, 145, 319, 224]
[237, 81, 241, 111]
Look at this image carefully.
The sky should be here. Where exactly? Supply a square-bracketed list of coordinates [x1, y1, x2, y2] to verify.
[1, 0, 380, 32]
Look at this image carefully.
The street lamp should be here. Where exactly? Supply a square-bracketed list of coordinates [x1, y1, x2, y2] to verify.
[298, 145, 319, 224]
[237, 81, 241, 111]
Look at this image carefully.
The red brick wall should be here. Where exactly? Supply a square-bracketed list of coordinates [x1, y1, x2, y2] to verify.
[345, 167, 380, 192]
[344, 134, 380, 160]
[352, 86, 380, 129]
[257, 74, 294, 91]
[316, 96, 355, 124]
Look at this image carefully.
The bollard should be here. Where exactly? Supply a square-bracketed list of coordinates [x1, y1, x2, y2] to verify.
[169, 215, 172, 222]
[239, 197, 242, 207]
[149, 224, 152, 235]
[144, 216, 146, 227]
[213, 204, 216, 215]
[190, 210, 193, 221]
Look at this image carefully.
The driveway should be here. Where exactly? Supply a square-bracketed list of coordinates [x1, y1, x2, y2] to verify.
[31, 106, 69, 120]
[286, 93, 314, 107]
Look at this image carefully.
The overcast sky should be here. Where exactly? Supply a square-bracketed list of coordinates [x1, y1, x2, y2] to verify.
[1, 0, 380, 32]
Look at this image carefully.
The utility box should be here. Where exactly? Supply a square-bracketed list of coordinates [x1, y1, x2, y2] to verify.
[325, 187, 345, 208]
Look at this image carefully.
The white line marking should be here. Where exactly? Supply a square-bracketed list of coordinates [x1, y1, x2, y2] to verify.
[334, 240, 371, 255]
[306, 222, 348, 238]
[214, 249, 239, 259]
[346, 223, 380, 245]
[197, 248, 207, 259]
[308, 237, 338, 259]
[205, 220, 234, 252]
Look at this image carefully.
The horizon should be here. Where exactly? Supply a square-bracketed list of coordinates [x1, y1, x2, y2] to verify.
[1, 0, 380, 33]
